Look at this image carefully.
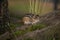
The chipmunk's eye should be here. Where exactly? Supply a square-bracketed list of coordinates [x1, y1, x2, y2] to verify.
[36, 15, 39, 17]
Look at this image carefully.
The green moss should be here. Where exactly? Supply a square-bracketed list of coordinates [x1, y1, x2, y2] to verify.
[14, 23, 46, 36]
[10, 23, 16, 30]
[10, 23, 23, 30]
[27, 24, 46, 31]
[14, 30, 26, 36]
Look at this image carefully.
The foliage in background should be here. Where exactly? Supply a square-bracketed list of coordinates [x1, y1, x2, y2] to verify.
[9, 0, 53, 15]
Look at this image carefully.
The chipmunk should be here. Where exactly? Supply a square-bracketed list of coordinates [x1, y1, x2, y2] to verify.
[32, 15, 40, 24]
[22, 14, 33, 25]
[22, 14, 40, 25]
[22, 16, 32, 25]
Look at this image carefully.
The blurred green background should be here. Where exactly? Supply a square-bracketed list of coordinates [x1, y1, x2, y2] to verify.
[9, 0, 54, 17]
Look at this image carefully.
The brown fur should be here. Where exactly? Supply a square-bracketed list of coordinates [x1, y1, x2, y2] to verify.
[22, 14, 40, 25]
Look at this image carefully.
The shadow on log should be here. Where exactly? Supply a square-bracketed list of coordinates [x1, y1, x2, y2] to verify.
[0, 32, 10, 40]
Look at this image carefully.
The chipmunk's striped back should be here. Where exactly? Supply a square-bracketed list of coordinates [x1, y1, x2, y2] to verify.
[22, 14, 40, 25]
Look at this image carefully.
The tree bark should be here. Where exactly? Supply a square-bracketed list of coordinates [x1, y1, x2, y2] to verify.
[53, 0, 59, 10]
[0, 0, 10, 34]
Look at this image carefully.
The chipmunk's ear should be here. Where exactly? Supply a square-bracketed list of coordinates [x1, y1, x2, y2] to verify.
[36, 15, 39, 17]
[33, 15, 39, 19]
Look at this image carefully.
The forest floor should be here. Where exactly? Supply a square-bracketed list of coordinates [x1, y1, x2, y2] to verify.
[10, 10, 60, 40]
[0, 10, 60, 40]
